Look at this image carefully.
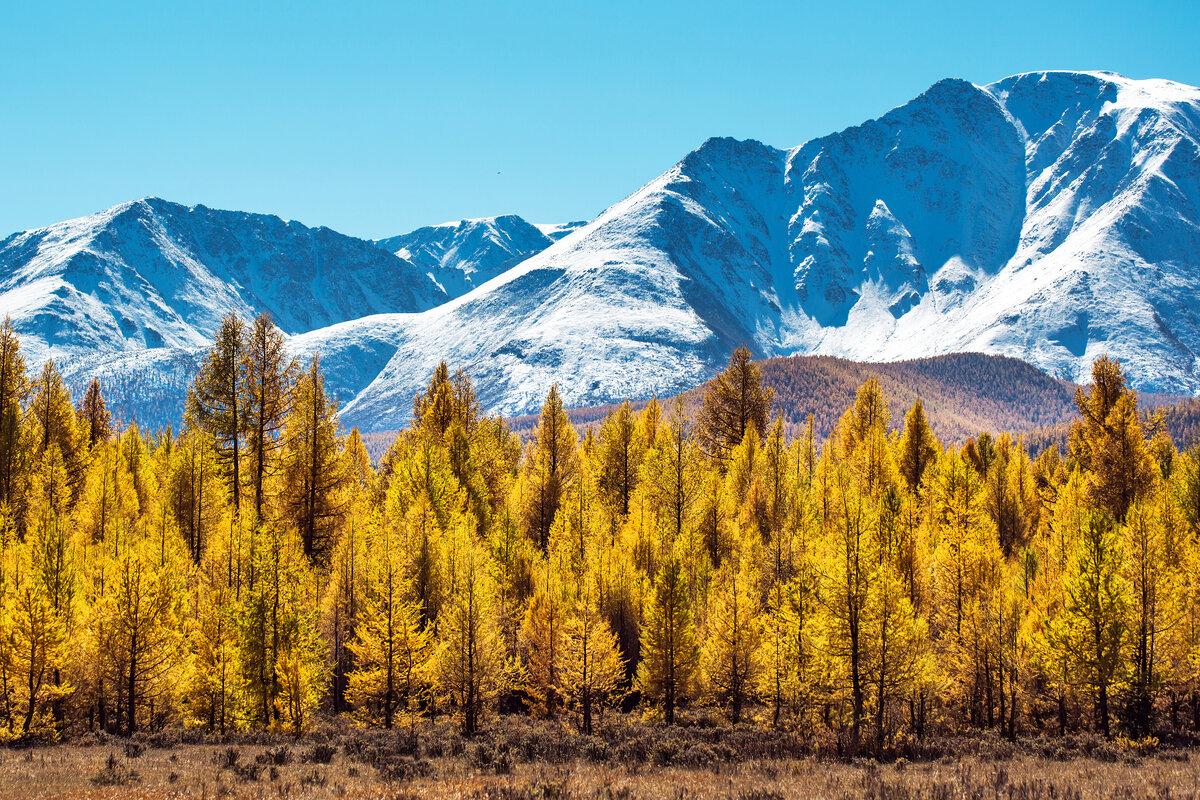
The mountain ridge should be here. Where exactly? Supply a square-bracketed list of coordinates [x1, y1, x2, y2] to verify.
[0, 196, 448, 362]
[374, 214, 586, 297]
[2, 70, 1199, 431]
[331, 70, 1200, 429]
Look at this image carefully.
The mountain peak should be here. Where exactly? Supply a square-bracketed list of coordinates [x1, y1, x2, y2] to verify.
[375, 213, 589, 299]
[327, 66, 1200, 428]
[0, 196, 447, 365]
[685, 136, 781, 169]
[985, 70, 1200, 118]
[6, 70, 1200, 431]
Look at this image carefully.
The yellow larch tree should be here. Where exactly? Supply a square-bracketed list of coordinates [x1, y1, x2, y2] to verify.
[636, 554, 699, 725]
[429, 529, 511, 735]
[347, 512, 430, 730]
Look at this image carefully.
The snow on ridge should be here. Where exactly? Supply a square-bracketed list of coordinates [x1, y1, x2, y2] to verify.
[333, 70, 1200, 429]
[534, 221, 588, 240]
[6, 70, 1200, 431]
[374, 214, 593, 299]
[0, 196, 449, 427]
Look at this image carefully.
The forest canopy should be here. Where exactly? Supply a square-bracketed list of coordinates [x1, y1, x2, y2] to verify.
[0, 318, 1197, 756]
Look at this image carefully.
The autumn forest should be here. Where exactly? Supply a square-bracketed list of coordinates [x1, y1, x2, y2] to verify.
[0, 311, 1195, 760]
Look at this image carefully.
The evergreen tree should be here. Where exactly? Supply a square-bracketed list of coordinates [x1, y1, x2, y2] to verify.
[696, 345, 773, 463]
[561, 578, 624, 734]
[897, 400, 938, 496]
[186, 539, 238, 732]
[929, 446, 985, 642]
[761, 417, 790, 548]
[429, 535, 510, 735]
[243, 313, 298, 522]
[598, 401, 642, 519]
[413, 362, 483, 441]
[100, 536, 186, 733]
[817, 457, 873, 752]
[1069, 356, 1156, 523]
[0, 319, 27, 514]
[759, 574, 818, 727]
[642, 397, 702, 545]
[0, 346, 1194, 743]
[347, 516, 429, 729]
[836, 378, 895, 498]
[521, 566, 570, 718]
[169, 428, 220, 563]
[281, 356, 346, 562]
[78, 378, 112, 447]
[187, 314, 248, 509]
[701, 559, 762, 723]
[863, 563, 927, 749]
[964, 432, 997, 477]
[30, 360, 85, 508]
[413, 362, 454, 436]
[237, 521, 324, 729]
[276, 606, 327, 734]
[1049, 510, 1128, 737]
[5, 539, 70, 738]
[488, 493, 535, 658]
[30, 495, 76, 728]
[523, 384, 578, 550]
[1118, 498, 1178, 736]
[320, 507, 367, 715]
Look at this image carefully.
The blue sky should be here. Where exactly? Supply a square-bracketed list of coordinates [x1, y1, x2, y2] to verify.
[2, 0, 1197, 240]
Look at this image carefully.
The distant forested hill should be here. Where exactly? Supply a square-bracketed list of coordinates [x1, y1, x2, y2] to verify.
[503, 352, 1096, 446]
[368, 353, 1198, 462]
[1024, 396, 1200, 456]
[731, 352, 1081, 443]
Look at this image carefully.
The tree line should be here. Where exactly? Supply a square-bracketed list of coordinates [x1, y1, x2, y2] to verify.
[0, 314, 1196, 754]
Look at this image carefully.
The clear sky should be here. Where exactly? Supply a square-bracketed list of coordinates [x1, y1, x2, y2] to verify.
[3, 0, 1197, 240]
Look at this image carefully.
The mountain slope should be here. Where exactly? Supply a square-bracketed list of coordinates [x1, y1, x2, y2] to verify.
[0, 197, 447, 365]
[5, 71, 1200, 433]
[334, 70, 1200, 430]
[0, 198, 455, 426]
[375, 215, 587, 297]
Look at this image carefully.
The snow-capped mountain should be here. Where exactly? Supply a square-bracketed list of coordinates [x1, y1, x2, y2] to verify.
[375, 215, 586, 297]
[0, 197, 447, 364]
[0, 197, 454, 425]
[3, 70, 1199, 431]
[333, 70, 1200, 428]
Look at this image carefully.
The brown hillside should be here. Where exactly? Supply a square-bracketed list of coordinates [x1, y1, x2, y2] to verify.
[514, 352, 1087, 445]
[367, 353, 1199, 458]
[742, 352, 1082, 443]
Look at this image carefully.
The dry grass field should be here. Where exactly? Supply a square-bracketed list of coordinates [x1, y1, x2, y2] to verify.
[4, 717, 1200, 800]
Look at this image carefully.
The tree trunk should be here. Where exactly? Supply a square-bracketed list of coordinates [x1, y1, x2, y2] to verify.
[1099, 683, 1111, 738]
[127, 644, 137, 734]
